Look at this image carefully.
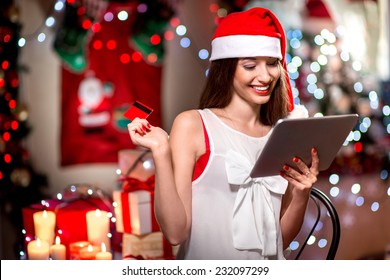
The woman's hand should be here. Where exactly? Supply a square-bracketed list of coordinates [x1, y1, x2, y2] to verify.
[127, 117, 169, 152]
[280, 148, 319, 192]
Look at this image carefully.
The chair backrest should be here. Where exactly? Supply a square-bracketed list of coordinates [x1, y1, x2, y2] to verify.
[293, 187, 341, 260]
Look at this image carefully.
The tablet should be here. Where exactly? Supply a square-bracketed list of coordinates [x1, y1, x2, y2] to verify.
[250, 114, 359, 178]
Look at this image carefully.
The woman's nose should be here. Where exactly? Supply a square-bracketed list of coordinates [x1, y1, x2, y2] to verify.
[255, 65, 272, 84]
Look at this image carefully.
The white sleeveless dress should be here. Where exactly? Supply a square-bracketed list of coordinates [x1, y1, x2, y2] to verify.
[176, 108, 289, 260]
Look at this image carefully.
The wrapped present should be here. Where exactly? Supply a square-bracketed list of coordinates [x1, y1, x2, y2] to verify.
[122, 231, 178, 259]
[22, 185, 114, 259]
[113, 176, 159, 235]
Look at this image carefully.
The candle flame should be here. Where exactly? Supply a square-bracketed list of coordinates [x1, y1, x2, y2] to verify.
[55, 236, 61, 245]
[87, 245, 93, 252]
[101, 242, 106, 253]
[95, 209, 101, 217]
[37, 238, 41, 247]
[43, 210, 47, 218]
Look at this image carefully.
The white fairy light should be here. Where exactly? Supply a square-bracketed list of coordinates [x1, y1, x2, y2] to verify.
[351, 183, 361, 194]
[45, 16, 55, 27]
[329, 174, 340, 185]
[176, 25, 187, 36]
[18, 38, 26, 47]
[37, 33, 46, 42]
[307, 235, 316, 245]
[330, 186, 340, 198]
[117, 11, 128, 21]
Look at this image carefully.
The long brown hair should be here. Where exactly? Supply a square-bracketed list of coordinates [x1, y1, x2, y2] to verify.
[199, 58, 290, 126]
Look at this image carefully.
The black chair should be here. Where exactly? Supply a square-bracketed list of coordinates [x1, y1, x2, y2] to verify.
[294, 187, 341, 260]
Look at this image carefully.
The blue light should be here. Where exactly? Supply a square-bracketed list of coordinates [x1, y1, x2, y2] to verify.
[380, 170, 389, 180]
[180, 37, 191, 48]
[290, 38, 301, 49]
[289, 241, 299, 250]
[355, 196, 364, 206]
[318, 239, 328, 248]
[371, 202, 379, 212]
[198, 49, 209, 60]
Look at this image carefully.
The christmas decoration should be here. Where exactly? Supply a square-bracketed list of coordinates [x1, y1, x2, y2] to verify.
[22, 184, 114, 259]
[60, 1, 169, 165]
[0, 0, 48, 259]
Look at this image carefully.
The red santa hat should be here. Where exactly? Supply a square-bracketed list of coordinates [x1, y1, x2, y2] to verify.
[210, 7, 294, 111]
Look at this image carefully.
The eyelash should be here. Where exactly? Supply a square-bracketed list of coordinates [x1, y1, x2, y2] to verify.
[243, 61, 278, 70]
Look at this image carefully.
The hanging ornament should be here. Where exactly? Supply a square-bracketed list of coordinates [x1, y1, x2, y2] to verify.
[53, 3, 90, 73]
[130, 1, 175, 63]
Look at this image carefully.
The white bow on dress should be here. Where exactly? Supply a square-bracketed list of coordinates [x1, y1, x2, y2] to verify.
[225, 150, 288, 256]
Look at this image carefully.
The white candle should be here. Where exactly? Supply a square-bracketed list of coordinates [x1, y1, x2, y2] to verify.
[49, 236, 66, 260]
[95, 242, 112, 260]
[33, 210, 56, 245]
[86, 209, 110, 251]
[27, 238, 50, 260]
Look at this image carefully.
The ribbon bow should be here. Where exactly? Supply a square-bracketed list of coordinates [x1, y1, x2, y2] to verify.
[120, 175, 155, 193]
[225, 150, 288, 256]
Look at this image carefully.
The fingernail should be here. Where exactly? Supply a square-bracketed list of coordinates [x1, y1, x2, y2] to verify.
[283, 165, 289, 171]
[293, 157, 299, 163]
[147, 123, 151, 129]
[312, 148, 317, 154]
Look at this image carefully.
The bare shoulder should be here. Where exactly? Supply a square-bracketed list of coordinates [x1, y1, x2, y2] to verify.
[170, 110, 204, 156]
[171, 109, 203, 133]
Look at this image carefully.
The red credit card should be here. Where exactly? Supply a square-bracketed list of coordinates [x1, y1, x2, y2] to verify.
[124, 101, 153, 121]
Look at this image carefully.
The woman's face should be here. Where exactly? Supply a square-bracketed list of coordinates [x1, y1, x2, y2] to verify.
[232, 56, 281, 106]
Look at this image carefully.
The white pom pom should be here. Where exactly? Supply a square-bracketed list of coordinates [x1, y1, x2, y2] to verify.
[287, 105, 309, 119]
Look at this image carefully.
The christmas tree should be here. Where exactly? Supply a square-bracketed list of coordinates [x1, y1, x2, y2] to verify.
[0, 0, 48, 259]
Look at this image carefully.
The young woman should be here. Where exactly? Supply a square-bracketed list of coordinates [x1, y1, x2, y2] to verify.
[128, 7, 319, 259]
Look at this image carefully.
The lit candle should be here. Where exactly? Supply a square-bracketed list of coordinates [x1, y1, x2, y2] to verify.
[27, 238, 50, 260]
[79, 244, 100, 260]
[33, 210, 56, 245]
[49, 236, 66, 260]
[69, 241, 90, 260]
[86, 209, 110, 251]
[95, 242, 112, 260]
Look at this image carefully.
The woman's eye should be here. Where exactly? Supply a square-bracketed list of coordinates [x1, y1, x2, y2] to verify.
[267, 60, 278, 66]
[243, 65, 256, 70]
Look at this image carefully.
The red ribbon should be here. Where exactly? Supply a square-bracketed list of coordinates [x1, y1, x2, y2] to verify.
[119, 176, 159, 234]
[121, 175, 155, 193]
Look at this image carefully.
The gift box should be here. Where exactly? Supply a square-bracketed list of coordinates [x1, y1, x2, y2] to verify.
[122, 231, 178, 259]
[113, 176, 159, 235]
[22, 186, 113, 259]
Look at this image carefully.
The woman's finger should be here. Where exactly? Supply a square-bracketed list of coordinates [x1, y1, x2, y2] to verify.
[310, 147, 319, 175]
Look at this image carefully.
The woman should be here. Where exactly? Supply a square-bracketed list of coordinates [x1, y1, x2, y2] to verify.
[128, 7, 319, 259]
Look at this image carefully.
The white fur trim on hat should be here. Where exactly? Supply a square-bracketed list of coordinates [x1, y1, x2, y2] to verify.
[287, 104, 309, 119]
[209, 35, 282, 61]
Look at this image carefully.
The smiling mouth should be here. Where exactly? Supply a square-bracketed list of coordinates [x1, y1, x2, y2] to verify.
[252, 85, 269, 91]
[251, 85, 270, 94]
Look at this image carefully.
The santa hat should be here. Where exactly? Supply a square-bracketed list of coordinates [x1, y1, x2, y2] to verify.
[209, 7, 294, 111]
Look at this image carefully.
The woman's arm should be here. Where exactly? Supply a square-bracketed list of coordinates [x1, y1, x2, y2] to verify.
[279, 148, 319, 249]
[127, 110, 204, 245]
